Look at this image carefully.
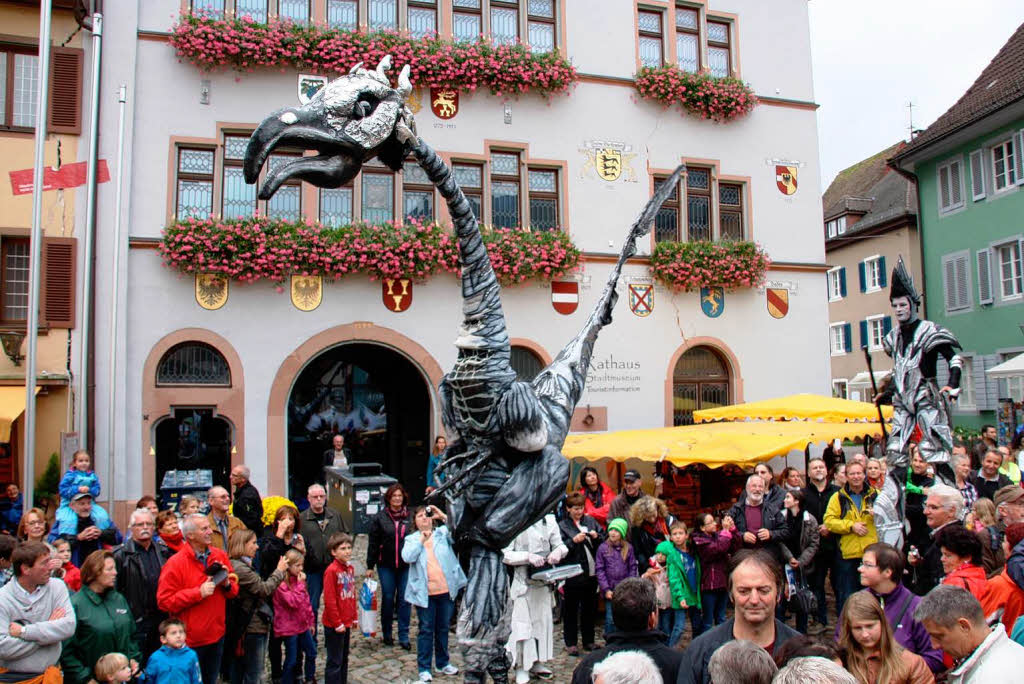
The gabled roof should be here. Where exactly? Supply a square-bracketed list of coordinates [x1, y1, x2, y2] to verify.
[823, 142, 916, 239]
[894, 21, 1024, 160]
[824, 142, 905, 219]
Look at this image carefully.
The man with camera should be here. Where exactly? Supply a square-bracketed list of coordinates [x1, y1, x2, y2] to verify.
[157, 513, 239, 684]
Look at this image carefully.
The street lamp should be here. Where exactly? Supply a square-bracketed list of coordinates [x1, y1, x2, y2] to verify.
[0, 331, 25, 366]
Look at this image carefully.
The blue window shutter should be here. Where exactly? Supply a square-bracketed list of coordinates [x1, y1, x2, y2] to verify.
[879, 257, 887, 287]
[840, 268, 847, 297]
[844, 323, 852, 352]
[859, 262, 867, 293]
[883, 316, 892, 335]
[859, 320, 868, 348]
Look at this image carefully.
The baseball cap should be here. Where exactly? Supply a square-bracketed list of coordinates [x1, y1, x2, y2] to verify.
[623, 469, 641, 482]
[994, 485, 1024, 507]
[71, 492, 93, 501]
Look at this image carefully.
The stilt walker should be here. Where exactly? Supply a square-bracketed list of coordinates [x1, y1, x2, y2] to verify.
[873, 257, 963, 489]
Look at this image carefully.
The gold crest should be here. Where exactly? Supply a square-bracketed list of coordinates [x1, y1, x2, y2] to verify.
[405, 87, 423, 115]
[596, 148, 622, 181]
[195, 274, 228, 310]
[290, 275, 322, 312]
[579, 142, 638, 183]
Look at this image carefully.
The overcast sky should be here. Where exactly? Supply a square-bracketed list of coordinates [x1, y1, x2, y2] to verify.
[809, 0, 1024, 190]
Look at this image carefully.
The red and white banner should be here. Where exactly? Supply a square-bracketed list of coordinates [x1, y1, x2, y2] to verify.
[551, 280, 579, 315]
[9, 160, 110, 196]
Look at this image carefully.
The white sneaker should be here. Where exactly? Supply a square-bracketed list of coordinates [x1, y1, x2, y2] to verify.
[514, 669, 530, 684]
[419, 672, 433, 682]
[440, 665, 459, 676]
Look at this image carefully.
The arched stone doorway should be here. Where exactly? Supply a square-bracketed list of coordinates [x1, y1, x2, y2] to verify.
[672, 345, 731, 426]
[286, 343, 431, 503]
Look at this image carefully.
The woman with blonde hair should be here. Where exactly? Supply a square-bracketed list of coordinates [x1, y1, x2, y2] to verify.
[628, 496, 671, 571]
[838, 592, 933, 684]
[17, 507, 49, 542]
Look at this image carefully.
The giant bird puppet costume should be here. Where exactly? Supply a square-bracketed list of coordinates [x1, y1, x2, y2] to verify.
[872, 257, 963, 545]
[243, 57, 684, 682]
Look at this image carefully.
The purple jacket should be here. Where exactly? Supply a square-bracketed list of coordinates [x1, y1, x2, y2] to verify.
[691, 529, 733, 592]
[851, 584, 944, 674]
[595, 541, 637, 594]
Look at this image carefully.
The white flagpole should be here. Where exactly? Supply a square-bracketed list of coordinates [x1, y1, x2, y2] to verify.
[23, 0, 53, 514]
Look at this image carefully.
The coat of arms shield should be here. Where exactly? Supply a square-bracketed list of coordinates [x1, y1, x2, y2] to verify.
[298, 74, 327, 105]
[596, 148, 622, 182]
[700, 286, 724, 318]
[383, 278, 413, 312]
[430, 88, 459, 119]
[776, 165, 798, 195]
[767, 287, 789, 319]
[195, 274, 228, 310]
[290, 275, 322, 311]
[628, 283, 653, 317]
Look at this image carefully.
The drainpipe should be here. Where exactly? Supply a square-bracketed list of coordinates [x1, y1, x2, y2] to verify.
[106, 84, 127, 513]
[76, 0, 103, 452]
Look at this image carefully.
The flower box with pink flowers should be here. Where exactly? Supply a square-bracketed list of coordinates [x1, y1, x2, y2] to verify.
[159, 216, 580, 286]
[169, 11, 578, 99]
[649, 240, 770, 291]
[634, 66, 757, 123]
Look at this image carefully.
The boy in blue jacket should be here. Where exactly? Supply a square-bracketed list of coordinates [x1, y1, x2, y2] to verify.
[143, 619, 201, 684]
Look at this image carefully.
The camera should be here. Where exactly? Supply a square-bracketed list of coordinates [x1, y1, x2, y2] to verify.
[425, 506, 435, 518]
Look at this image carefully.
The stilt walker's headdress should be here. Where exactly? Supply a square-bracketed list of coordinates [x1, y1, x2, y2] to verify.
[889, 256, 920, 305]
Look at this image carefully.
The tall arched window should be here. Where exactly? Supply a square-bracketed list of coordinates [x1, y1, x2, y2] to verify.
[672, 346, 729, 425]
[510, 346, 544, 382]
[156, 342, 231, 386]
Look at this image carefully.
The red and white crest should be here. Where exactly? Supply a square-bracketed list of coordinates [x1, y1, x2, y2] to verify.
[551, 280, 579, 315]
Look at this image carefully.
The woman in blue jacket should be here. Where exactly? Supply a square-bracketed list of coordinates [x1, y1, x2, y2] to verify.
[402, 506, 467, 683]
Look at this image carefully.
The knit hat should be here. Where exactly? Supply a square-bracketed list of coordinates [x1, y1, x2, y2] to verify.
[608, 518, 628, 538]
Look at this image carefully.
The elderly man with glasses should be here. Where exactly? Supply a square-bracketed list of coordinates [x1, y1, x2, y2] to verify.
[114, 508, 171, 663]
[908, 483, 964, 595]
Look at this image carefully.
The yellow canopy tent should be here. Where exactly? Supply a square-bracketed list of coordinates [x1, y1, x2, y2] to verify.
[563, 420, 887, 469]
[693, 393, 892, 424]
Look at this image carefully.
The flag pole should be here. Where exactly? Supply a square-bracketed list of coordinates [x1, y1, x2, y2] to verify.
[23, 0, 53, 514]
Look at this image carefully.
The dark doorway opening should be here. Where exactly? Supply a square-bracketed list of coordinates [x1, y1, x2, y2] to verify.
[154, 409, 233, 502]
[287, 343, 431, 504]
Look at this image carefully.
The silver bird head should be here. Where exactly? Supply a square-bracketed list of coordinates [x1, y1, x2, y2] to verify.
[244, 56, 416, 199]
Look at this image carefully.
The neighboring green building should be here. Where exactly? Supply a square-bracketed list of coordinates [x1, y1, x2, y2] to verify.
[890, 23, 1024, 432]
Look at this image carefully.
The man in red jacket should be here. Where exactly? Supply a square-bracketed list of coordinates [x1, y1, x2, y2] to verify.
[157, 513, 238, 684]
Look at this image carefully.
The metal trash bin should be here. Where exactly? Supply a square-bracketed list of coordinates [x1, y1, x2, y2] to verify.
[325, 463, 398, 535]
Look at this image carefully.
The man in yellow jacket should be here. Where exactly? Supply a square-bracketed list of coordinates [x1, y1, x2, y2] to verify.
[824, 460, 878, 613]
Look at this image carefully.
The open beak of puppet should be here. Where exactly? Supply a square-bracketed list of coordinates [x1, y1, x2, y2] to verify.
[243, 104, 362, 200]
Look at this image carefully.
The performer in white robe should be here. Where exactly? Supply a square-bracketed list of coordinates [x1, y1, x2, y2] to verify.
[502, 514, 567, 684]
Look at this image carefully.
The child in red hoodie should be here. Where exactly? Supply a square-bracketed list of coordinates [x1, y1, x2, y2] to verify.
[323, 532, 357, 684]
[52, 537, 81, 592]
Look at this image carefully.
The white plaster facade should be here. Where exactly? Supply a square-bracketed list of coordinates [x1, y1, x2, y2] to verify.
[80, 0, 829, 505]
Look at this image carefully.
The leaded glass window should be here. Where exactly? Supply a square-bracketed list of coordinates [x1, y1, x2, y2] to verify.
[528, 168, 557, 231]
[157, 343, 231, 386]
[176, 148, 214, 220]
[491, 152, 520, 229]
[223, 136, 256, 219]
[687, 168, 711, 241]
[320, 187, 353, 227]
[718, 182, 743, 240]
[327, 0, 358, 29]
[235, 0, 267, 22]
[368, 0, 398, 30]
[278, 0, 309, 23]
[707, 21, 731, 78]
[191, 0, 225, 18]
[362, 172, 394, 223]
[453, 163, 483, 220]
[490, 2, 518, 46]
[638, 12, 663, 68]
[408, 1, 437, 39]
[528, 0, 555, 53]
[403, 160, 433, 220]
[675, 7, 700, 73]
